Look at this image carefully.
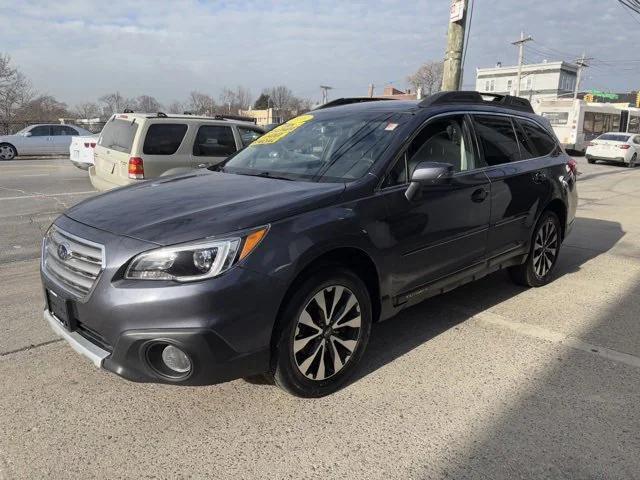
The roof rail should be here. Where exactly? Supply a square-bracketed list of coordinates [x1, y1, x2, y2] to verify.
[213, 114, 257, 124]
[123, 108, 135, 113]
[157, 112, 168, 118]
[419, 91, 534, 113]
[314, 97, 396, 111]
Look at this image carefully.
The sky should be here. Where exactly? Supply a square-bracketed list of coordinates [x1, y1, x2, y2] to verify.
[0, 0, 638, 108]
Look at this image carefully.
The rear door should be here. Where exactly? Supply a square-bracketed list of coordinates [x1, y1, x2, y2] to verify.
[51, 125, 78, 154]
[191, 124, 238, 168]
[139, 122, 189, 177]
[472, 113, 550, 260]
[94, 117, 139, 182]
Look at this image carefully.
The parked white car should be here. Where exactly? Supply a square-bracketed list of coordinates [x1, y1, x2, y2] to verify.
[0, 124, 93, 160]
[90, 112, 264, 191]
[586, 132, 640, 167]
[69, 134, 100, 170]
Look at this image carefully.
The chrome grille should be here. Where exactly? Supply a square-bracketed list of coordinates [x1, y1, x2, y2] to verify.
[43, 226, 105, 298]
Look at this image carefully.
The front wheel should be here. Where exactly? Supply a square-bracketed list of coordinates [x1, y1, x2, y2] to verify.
[270, 268, 372, 397]
[509, 211, 562, 287]
[0, 143, 16, 160]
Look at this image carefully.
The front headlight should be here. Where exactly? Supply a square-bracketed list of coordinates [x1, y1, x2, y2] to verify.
[125, 226, 268, 282]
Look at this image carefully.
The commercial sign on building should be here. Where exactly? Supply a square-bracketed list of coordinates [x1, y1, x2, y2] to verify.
[450, 0, 465, 22]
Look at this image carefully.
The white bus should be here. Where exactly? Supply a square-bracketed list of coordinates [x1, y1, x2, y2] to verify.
[534, 99, 622, 153]
[620, 107, 640, 134]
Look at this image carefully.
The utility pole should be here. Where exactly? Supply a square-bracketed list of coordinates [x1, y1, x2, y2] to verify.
[512, 31, 533, 97]
[441, 0, 469, 91]
[320, 85, 333, 104]
[574, 53, 591, 100]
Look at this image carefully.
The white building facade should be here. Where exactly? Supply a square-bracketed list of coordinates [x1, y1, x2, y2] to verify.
[475, 61, 579, 105]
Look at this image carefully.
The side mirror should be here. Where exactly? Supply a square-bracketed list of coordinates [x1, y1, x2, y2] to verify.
[405, 161, 454, 201]
[24, 131, 32, 137]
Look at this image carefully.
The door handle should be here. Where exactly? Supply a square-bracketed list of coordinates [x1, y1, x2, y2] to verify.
[471, 188, 488, 203]
[533, 171, 547, 183]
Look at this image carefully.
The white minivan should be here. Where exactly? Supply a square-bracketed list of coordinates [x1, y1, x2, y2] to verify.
[89, 113, 264, 191]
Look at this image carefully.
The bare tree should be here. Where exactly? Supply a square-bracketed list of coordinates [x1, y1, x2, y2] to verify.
[219, 86, 252, 113]
[407, 60, 444, 97]
[74, 102, 101, 119]
[0, 53, 33, 121]
[99, 92, 136, 115]
[16, 95, 70, 121]
[167, 100, 185, 114]
[188, 91, 216, 115]
[267, 85, 295, 110]
[136, 95, 162, 113]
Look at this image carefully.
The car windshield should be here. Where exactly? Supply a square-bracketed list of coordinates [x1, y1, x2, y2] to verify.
[221, 112, 402, 182]
[597, 133, 630, 142]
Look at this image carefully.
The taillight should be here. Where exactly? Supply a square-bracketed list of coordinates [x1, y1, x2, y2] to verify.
[620, 144, 631, 150]
[586, 142, 594, 147]
[566, 158, 578, 175]
[128, 157, 144, 179]
[85, 142, 96, 148]
[84, 142, 89, 148]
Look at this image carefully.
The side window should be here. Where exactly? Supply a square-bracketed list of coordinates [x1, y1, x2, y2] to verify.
[518, 119, 558, 157]
[193, 125, 236, 156]
[512, 120, 537, 160]
[143, 124, 188, 155]
[237, 127, 263, 147]
[383, 115, 476, 187]
[30, 126, 50, 136]
[472, 114, 521, 166]
[62, 126, 79, 136]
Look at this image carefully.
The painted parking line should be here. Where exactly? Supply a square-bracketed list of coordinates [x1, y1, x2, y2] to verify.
[0, 191, 95, 201]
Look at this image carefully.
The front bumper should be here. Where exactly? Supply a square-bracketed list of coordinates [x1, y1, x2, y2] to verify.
[41, 216, 283, 385]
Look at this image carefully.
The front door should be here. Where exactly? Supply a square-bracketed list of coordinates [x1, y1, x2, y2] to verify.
[379, 114, 491, 301]
[23, 125, 52, 155]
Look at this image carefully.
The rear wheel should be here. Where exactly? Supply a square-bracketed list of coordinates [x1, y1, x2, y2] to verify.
[269, 268, 372, 397]
[628, 153, 637, 168]
[509, 211, 562, 287]
[0, 143, 16, 160]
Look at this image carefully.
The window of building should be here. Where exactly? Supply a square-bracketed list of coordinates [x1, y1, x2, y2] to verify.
[490, 79, 495, 92]
[485, 80, 490, 92]
[472, 114, 520, 166]
[526, 77, 532, 91]
[143, 124, 188, 155]
[507, 79, 513, 93]
[193, 125, 236, 156]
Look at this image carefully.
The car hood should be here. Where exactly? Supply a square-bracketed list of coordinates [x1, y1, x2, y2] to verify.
[65, 170, 346, 245]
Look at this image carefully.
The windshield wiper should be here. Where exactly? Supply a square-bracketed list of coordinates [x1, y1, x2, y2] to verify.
[248, 171, 294, 181]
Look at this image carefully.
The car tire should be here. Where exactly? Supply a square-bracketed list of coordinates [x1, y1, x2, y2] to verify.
[628, 153, 637, 168]
[0, 143, 17, 160]
[269, 267, 372, 398]
[509, 210, 562, 288]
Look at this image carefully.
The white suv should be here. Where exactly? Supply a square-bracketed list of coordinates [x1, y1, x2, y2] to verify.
[89, 112, 264, 191]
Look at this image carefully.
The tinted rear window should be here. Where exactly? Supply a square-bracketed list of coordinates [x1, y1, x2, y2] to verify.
[143, 124, 188, 155]
[517, 118, 558, 157]
[193, 125, 236, 156]
[98, 119, 139, 154]
[472, 114, 520, 166]
[597, 133, 630, 142]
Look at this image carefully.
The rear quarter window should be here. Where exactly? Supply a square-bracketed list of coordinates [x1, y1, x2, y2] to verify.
[143, 124, 188, 155]
[98, 119, 139, 154]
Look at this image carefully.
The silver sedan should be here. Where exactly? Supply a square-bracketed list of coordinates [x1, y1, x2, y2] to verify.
[0, 124, 93, 160]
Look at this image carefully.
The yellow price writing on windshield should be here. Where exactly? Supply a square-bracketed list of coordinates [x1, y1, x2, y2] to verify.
[252, 114, 314, 145]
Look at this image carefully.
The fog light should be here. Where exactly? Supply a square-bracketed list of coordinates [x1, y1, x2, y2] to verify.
[161, 345, 191, 374]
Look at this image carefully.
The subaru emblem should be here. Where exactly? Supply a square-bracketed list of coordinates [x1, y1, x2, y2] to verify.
[57, 243, 72, 261]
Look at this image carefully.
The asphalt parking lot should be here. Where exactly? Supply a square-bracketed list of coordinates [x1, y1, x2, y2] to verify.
[1, 157, 639, 479]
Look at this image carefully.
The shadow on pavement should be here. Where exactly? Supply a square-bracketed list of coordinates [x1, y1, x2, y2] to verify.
[355, 217, 625, 383]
